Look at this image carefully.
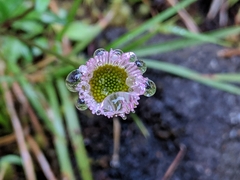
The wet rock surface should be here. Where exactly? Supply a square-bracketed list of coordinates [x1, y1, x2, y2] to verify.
[80, 43, 240, 180]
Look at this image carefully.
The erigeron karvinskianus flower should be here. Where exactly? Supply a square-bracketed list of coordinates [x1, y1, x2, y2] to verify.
[66, 48, 156, 120]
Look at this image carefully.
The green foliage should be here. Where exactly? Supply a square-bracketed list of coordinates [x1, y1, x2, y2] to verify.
[0, 0, 24, 23]
[65, 21, 101, 41]
[0, 0, 240, 179]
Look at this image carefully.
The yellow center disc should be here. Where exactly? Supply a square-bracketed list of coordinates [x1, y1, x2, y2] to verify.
[89, 64, 129, 102]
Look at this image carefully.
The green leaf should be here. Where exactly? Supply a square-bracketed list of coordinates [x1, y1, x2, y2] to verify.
[1, 36, 32, 63]
[12, 20, 44, 37]
[0, 2, 9, 23]
[0, 0, 24, 22]
[35, 0, 50, 12]
[65, 21, 101, 41]
[32, 38, 48, 56]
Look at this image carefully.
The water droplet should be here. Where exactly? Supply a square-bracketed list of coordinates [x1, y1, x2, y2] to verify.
[65, 69, 81, 92]
[135, 60, 147, 73]
[113, 49, 123, 55]
[126, 76, 135, 86]
[121, 114, 127, 120]
[101, 92, 134, 115]
[144, 79, 156, 97]
[75, 98, 88, 111]
[96, 110, 101, 115]
[129, 52, 137, 62]
[93, 48, 106, 57]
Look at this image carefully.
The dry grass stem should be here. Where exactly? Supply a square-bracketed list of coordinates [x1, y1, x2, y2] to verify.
[98, 10, 115, 29]
[219, 1, 228, 26]
[167, 0, 199, 33]
[27, 135, 57, 180]
[217, 48, 240, 58]
[207, 0, 223, 19]
[12, 82, 48, 146]
[0, 133, 16, 147]
[162, 144, 186, 180]
[2, 78, 36, 180]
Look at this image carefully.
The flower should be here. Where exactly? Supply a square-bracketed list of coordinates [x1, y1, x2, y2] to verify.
[66, 48, 156, 120]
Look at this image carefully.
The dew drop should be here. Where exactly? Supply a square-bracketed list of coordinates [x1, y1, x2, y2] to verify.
[126, 76, 135, 86]
[75, 98, 88, 111]
[121, 114, 127, 120]
[144, 79, 156, 97]
[96, 110, 101, 115]
[113, 49, 123, 55]
[93, 48, 106, 57]
[65, 69, 81, 92]
[135, 60, 147, 73]
[129, 52, 137, 62]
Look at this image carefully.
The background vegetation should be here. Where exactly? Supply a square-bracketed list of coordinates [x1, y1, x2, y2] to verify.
[0, 0, 240, 179]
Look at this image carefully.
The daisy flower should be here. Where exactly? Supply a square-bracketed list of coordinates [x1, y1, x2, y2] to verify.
[66, 48, 156, 120]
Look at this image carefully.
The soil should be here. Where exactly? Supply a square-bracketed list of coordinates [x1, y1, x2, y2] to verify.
[79, 43, 240, 180]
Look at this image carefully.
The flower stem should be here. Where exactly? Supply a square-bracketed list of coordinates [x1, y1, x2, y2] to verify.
[111, 117, 121, 168]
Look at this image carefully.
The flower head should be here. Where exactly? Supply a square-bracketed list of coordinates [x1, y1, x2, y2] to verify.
[66, 48, 156, 119]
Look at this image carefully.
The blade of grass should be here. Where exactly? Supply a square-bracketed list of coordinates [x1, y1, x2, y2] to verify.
[9, 63, 55, 132]
[57, 79, 93, 180]
[206, 73, 240, 83]
[45, 81, 75, 180]
[158, 25, 231, 46]
[133, 25, 240, 57]
[0, 155, 22, 166]
[122, 30, 158, 52]
[68, 9, 115, 56]
[57, 0, 82, 40]
[130, 113, 150, 138]
[0, 76, 14, 83]
[105, 0, 197, 49]
[145, 59, 240, 95]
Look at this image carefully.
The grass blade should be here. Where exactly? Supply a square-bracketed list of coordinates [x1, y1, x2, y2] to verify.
[133, 26, 240, 57]
[0, 155, 22, 166]
[57, 79, 93, 180]
[57, 0, 82, 40]
[159, 25, 231, 46]
[207, 73, 240, 83]
[106, 0, 197, 49]
[145, 59, 240, 95]
[45, 81, 75, 180]
[130, 113, 150, 138]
